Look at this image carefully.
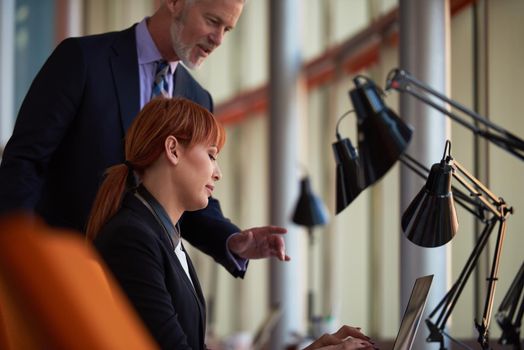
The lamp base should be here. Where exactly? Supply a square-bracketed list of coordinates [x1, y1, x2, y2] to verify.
[425, 319, 447, 350]
[497, 320, 521, 350]
[475, 319, 492, 350]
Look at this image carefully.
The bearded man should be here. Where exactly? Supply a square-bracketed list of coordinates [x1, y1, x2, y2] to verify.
[0, 0, 290, 278]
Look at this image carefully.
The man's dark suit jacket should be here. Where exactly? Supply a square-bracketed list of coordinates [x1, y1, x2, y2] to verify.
[0, 26, 244, 277]
[95, 190, 206, 350]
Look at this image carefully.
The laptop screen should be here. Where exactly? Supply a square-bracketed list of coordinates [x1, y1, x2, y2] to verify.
[392, 274, 434, 350]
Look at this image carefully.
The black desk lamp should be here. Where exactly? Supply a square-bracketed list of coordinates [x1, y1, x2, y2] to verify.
[332, 112, 365, 214]
[332, 69, 523, 348]
[332, 76, 412, 214]
[402, 140, 513, 350]
[385, 68, 524, 349]
[291, 176, 329, 334]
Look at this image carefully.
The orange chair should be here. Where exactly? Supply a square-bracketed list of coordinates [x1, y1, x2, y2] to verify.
[0, 295, 11, 350]
[0, 213, 159, 350]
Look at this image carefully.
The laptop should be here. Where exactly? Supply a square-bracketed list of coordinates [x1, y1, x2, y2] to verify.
[252, 275, 432, 350]
[391, 274, 434, 350]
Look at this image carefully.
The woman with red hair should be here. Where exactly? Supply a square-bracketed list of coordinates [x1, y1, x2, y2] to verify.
[87, 98, 233, 349]
[87, 97, 374, 350]
[87, 97, 295, 349]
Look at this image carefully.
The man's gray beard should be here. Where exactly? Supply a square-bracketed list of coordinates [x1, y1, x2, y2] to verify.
[170, 21, 202, 70]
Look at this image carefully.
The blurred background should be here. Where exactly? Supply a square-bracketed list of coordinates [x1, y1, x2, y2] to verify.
[1, 0, 522, 348]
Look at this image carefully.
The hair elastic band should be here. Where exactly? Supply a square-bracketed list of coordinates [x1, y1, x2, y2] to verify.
[124, 160, 138, 189]
[124, 160, 133, 171]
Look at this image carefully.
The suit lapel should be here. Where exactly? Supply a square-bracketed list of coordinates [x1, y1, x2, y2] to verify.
[167, 247, 206, 343]
[173, 65, 194, 100]
[125, 194, 206, 345]
[166, 244, 206, 333]
[184, 251, 207, 329]
[109, 25, 141, 134]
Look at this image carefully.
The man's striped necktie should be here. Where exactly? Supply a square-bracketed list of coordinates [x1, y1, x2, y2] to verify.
[151, 60, 170, 98]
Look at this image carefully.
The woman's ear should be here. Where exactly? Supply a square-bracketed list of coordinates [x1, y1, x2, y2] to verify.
[165, 135, 179, 165]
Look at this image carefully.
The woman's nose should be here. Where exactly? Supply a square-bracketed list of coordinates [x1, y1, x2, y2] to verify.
[213, 163, 222, 181]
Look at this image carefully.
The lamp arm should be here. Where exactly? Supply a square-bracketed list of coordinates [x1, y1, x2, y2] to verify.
[452, 159, 513, 348]
[420, 151, 513, 349]
[398, 153, 430, 179]
[426, 212, 510, 350]
[450, 158, 510, 219]
[451, 158, 513, 348]
[474, 218, 510, 349]
[386, 69, 524, 160]
[426, 218, 498, 348]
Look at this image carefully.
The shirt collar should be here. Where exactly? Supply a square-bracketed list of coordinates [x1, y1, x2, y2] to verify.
[136, 17, 179, 72]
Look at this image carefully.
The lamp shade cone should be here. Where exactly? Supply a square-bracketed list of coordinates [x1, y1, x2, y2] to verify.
[292, 177, 329, 227]
[402, 161, 459, 247]
[332, 138, 366, 214]
[349, 78, 413, 187]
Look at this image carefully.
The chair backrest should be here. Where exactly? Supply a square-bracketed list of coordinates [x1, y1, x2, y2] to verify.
[0, 303, 8, 350]
[0, 213, 159, 350]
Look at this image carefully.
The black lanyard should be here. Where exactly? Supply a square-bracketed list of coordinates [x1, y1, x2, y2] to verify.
[133, 186, 180, 251]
